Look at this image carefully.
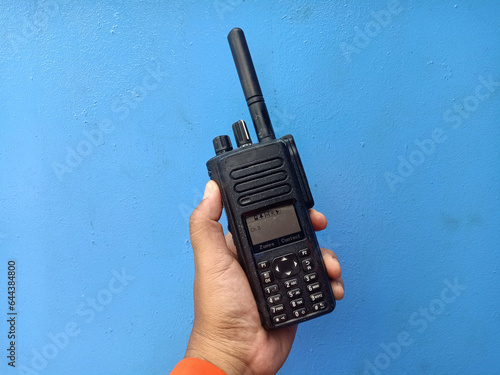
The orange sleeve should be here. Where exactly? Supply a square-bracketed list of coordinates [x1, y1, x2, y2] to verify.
[169, 358, 227, 375]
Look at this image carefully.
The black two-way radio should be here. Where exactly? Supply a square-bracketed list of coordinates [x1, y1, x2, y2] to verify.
[206, 28, 335, 329]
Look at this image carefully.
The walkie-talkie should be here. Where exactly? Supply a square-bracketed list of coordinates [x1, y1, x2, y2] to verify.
[206, 28, 335, 330]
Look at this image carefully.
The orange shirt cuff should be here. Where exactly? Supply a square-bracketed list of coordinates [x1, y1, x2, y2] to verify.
[170, 358, 228, 375]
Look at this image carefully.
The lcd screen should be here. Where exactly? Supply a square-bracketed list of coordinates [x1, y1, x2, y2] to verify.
[245, 204, 303, 252]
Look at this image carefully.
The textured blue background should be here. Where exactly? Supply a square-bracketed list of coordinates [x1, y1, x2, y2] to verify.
[1, 1, 499, 374]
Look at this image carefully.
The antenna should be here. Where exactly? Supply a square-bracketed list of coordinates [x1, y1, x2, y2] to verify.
[228, 28, 276, 142]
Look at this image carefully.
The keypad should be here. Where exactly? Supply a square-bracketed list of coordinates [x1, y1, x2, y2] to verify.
[301, 258, 314, 272]
[258, 247, 330, 326]
[264, 284, 279, 295]
[267, 294, 282, 304]
[272, 254, 300, 278]
[284, 278, 298, 289]
[270, 304, 285, 315]
[260, 271, 274, 284]
[304, 272, 317, 283]
[273, 314, 287, 324]
[290, 298, 304, 308]
[298, 248, 310, 257]
[307, 282, 320, 292]
[292, 308, 306, 318]
[287, 288, 301, 298]
[258, 260, 270, 270]
[313, 301, 326, 311]
[310, 292, 323, 302]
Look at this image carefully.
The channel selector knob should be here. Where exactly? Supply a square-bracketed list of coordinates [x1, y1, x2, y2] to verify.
[213, 135, 233, 155]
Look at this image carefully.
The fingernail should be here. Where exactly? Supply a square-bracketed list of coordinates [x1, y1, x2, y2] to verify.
[203, 180, 215, 199]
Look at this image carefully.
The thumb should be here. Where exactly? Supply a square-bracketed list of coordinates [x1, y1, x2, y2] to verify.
[189, 180, 231, 267]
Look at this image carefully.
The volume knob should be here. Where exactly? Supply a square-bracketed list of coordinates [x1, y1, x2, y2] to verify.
[232, 120, 253, 147]
[213, 135, 233, 155]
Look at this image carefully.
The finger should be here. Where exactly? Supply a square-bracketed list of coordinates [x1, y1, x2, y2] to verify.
[331, 277, 344, 300]
[321, 248, 341, 280]
[189, 181, 231, 268]
[309, 209, 327, 231]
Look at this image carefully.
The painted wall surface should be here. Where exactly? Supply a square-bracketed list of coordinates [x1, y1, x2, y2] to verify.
[1, 1, 499, 374]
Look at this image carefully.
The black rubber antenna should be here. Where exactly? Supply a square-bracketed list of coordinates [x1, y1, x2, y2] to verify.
[228, 28, 276, 142]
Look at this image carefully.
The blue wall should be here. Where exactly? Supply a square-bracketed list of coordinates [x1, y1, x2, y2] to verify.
[1, 1, 499, 374]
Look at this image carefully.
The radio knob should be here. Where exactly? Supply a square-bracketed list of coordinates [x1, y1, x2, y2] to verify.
[213, 135, 233, 155]
[232, 120, 253, 147]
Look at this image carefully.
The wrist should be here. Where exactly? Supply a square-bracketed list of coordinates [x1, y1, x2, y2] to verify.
[185, 329, 250, 375]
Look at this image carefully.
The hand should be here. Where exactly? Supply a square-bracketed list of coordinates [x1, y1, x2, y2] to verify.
[186, 180, 344, 375]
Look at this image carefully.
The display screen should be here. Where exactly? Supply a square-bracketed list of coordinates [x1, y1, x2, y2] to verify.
[245, 204, 303, 252]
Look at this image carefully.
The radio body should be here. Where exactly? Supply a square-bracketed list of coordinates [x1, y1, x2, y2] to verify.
[206, 28, 335, 329]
